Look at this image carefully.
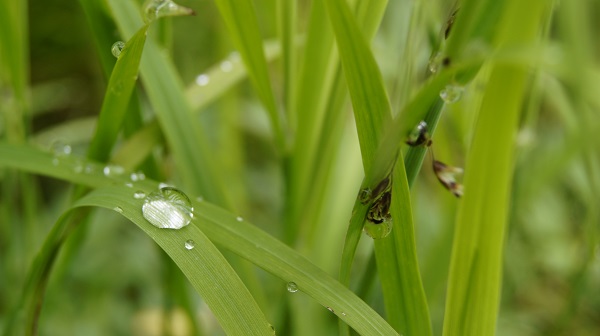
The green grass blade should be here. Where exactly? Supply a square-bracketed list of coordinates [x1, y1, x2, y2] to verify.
[442, 1, 548, 335]
[323, 0, 432, 335]
[0, 142, 399, 336]
[105, 0, 229, 206]
[87, 26, 147, 162]
[212, 0, 285, 152]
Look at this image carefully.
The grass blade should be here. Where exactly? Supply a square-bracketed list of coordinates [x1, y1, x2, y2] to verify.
[323, 0, 432, 334]
[212, 0, 285, 152]
[442, 1, 548, 335]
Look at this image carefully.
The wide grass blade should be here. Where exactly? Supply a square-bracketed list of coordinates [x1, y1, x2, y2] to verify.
[0, 142, 399, 336]
[442, 1, 548, 335]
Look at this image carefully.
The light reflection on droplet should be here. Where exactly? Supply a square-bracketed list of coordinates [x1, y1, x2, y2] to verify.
[195, 74, 210, 86]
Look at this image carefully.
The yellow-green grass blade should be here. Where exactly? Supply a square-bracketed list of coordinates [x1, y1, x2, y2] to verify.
[105, 0, 229, 206]
[442, 1, 548, 335]
[212, 0, 285, 152]
[87, 25, 147, 162]
[0, 142, 399, 336]
[323, 0, 432, 335]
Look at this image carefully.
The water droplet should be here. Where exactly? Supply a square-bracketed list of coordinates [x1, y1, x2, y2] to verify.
[286, 282, 298, 293]
[327, 307, 334, 313]
[143, 0, 194, 23]
[103, 164, 125, 177]
[220, 60, 233, 72]
[125, 182, 133, 188]
[142, 187, 194, 229]
[184, 239, 195, 250]
[130, 171, 146, 182]
[111, 41, 125, 58]
[236, 216, 243, 222]
[363, 218, 393, 239]
[114, 206, 124, 213]
[341, 312, 347, 316]
[51, 140, 72, 157]
[428, 52, 443, 73]
[195, 74, 210, 86]
[134, 191, 146, 199]
[196, 196, 204, 202]
[440, 84, 464, 104]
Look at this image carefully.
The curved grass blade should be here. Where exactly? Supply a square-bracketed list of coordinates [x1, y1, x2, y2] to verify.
[0, 143, 399, 336]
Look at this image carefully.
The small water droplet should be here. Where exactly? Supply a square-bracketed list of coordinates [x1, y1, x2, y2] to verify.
[327, 307, 334, 313]
[142, 187, 194, 229]
[114, 206, 124, 213]
[51, 140, 72, 157]
[440, 84, 464, 104]
[130, 171, 146, 182]
[134, 191, 146, 199]
[341, 312, 347, 316]
[103, 164, 125, 177]
[111, 41, 125, 58]
[286, 282, 298, 293]
[363, 218, 393, 239]
[143, 0, 194, 23]
[195, 74, 210, 86]
[184, 239, 195, 250]
[125, 182, 133, 188]
[428, 52, 444, 73]
[196, 196, 204, 202]
[220, 60, 233, 72]
[236, 216, 243, 222]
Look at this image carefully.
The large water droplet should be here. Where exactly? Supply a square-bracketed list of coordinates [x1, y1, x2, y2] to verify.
[440, 84, 464, 104]
[195, 74, 210, 86]
[143, 0, 194, 23]
[142, 187, 194, 229]
[111, 41, 125, 58]
[134, 191, 146, 199]
[103, 164, 125, 177]
[286, 282, 298, 293]
[363, 219, 393, 239]
[184, 239, 195, 250]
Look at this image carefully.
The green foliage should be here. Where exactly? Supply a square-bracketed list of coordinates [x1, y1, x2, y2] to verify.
[1, 0, 599, 335]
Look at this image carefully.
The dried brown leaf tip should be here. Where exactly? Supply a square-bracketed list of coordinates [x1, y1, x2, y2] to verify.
[433, 160, 464, 197]
[406, 121, 432, 147]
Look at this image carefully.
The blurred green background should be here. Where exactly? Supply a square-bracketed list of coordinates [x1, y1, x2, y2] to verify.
[1, 0, 599, 335]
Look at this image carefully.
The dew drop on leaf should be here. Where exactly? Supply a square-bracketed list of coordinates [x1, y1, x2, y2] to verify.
[111, 41, 125, 58]
[286, 282, 298, 293]
[143, 0, 194, 23]
[133, 191, 146, 199]
[195, 74, 210, 86]
[184, 239, 195, 250]
[440, 84, 464, 104]
[103, 164, 125, 177]
[142, 187, 194, 229]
